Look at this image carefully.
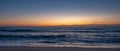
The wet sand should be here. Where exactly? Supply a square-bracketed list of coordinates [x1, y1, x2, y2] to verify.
[0, 46, 120, 51]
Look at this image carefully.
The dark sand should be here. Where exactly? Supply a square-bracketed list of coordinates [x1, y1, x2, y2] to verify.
[0, 46, 120, 51]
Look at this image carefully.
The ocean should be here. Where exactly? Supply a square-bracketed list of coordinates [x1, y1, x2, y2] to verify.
[0, 25, 120, 48]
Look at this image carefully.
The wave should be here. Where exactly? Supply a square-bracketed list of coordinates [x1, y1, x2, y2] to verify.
[1, 34, 120, 43]
[0, 29, 42, 32]
[0, 29, 120, 32]
[0, 34, 66, 39]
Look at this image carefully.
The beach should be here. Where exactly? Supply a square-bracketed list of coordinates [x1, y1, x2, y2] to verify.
[0, 46, 120, 51]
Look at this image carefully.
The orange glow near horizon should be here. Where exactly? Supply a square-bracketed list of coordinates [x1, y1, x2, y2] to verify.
[0, 14, 120, 26]
[0, 20, 119, 26]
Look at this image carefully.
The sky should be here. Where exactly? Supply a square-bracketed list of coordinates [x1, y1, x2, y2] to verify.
[0, 0, 120, 26]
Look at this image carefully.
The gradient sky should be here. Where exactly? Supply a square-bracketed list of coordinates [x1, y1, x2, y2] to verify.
[0, 0, 120, 26]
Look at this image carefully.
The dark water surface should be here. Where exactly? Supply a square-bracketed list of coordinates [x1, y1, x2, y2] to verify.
[0, 25, 120, 48]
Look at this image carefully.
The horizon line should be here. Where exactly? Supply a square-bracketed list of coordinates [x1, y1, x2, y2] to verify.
[0, 24, 120, 27]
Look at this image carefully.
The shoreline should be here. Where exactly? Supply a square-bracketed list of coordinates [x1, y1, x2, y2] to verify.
[0, 46, 120, 51]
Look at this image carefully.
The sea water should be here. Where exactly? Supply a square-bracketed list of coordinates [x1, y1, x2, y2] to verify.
[0, 25, 120, 48]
